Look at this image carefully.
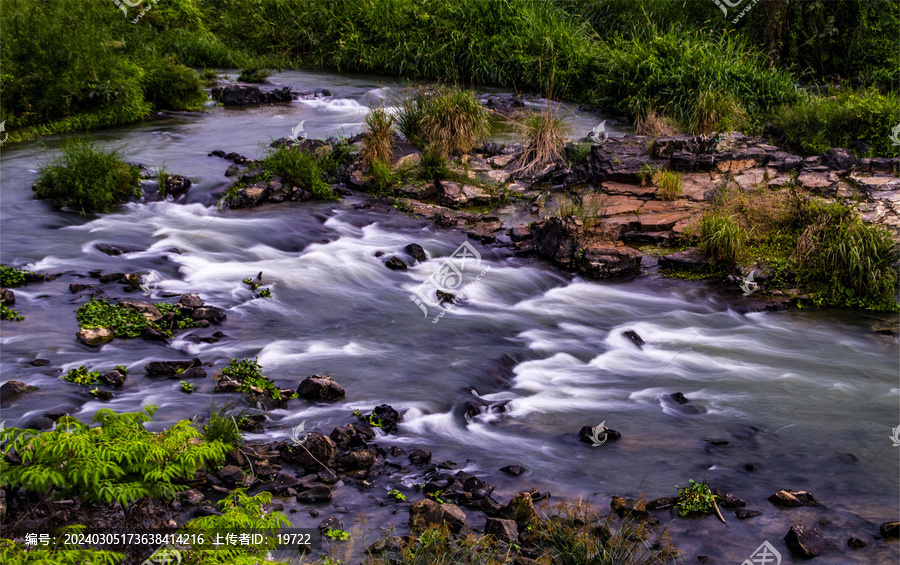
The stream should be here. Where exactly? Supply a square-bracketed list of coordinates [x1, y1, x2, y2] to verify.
[1, 69, 898, 564]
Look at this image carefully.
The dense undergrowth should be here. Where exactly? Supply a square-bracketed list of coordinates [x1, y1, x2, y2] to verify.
[691, 187, 899, 311]
[2, 0, 897, 156]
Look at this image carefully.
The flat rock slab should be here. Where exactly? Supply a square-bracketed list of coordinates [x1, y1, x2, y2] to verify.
[638, 211, 693, 232]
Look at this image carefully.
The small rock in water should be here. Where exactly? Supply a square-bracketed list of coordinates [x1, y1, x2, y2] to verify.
[384, 256, 408, 270]
[784, 524, 833, 558]
[436, 290, 456, 304]
[77, 327, 114, 347]
[669, 392, 690, 404]
[622, 330, 644, 348]
[578, 424, 621, 444]
[30, 358, 50, 366]
[881, 521, 900, 539]
[769, 489, 818, 507]
[847, 537, 867, 549]
[0, 381, 39, 402]
[404, 243, 428, 263]
[500, 465, 526, 477]
[297, 374, 345, 401]
[734, 508, 762, 519]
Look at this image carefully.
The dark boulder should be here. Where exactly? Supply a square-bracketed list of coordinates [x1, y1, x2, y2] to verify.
[0, 288, 14, 305]
[404, 243, 427, 263]
[295, 485, 332, 503]
[659, 248, 708, 272]
[622, 330, 644, 348]
[821, 147, 857, 171]
[578, 424, 621, 445]
[371, 404, 401, 433]
[881, 521, 899, 539]
[384, 256, 408, 271]
[335, 448, 377, 471]
[144, 358, 202, 377]
[669, 392, 690, 404]
[500, 465, 526, 477]
[282, 433, 337, 470]
[190, 307, 226, 324]
[408, 448, 431, 466]
[211, 84, 295, 105]
[484, 517, 518, 542]
[735, 508, 762, 519]
[785, 524, 833, 558]
[297, 374, 345, 401]
[409, 499, 467, 533]
[98, 370, 126, 388]
[177, 294, 204, 309]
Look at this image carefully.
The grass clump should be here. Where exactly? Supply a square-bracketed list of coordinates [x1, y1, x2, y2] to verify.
[675, 479, 717, 517]
[34, 140, 140, 213]
[61, 365, 101, 386]
[362, 107, 395, 168]
[397, 87, 489, 157]
[699, 211, 744, 266]
[227, 145, 337, 203]
[634, 107, 681, 136]
[653, 169, 682, 201]
[552, 194, 604, 230]
[201, 406, 244, 446]
[0, 406, 230, 509]
[516, 103, 569, 175]
[690, 89, 748, 134]
[238, 62, 274, 83]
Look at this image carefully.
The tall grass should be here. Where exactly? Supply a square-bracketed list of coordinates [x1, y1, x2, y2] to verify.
[653, 170, 682, 201]
[699, 211, 744, 265]
[690, 89, 748, 134]
[634, 107, 680, 136]
[516, 103, 569, 175]
[34, 140, 140, 213]
[397, 87, 490, 157]
[362, 107, 395, 167]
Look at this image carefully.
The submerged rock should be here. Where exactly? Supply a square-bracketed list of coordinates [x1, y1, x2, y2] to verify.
[0, 381, 39, 402]
[384, 256, 408, 271]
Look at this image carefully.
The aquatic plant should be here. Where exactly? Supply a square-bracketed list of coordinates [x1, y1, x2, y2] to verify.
[675, 479, 717, 517]
[61, 365, 101, 386]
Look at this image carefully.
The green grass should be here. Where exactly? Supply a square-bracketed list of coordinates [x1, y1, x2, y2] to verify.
[770, 87, 900, 157]
[362, 107, 395, 167]
[690, 89, 748, 134]
[397, 87, 489, 157]
[34, 140, 140, 214]
[516, 103, 569, 175]
[653, 170, 682, 201]
[218, 357, 292, 402]
[698, 211, 744, 266]
[230, 145, 337, 201]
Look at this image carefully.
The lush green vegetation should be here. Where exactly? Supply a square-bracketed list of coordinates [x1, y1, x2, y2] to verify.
[517, 104, 569, 175]
[2, 1, 897, 155]
[34, 140, 141, 213]
[76, 297, 201, 338]
[61, 365, 101, 386]
[218, 357, 292, 402]
[362, 107, 395, 168]
[0, 406, 229, 508]
[675, 480, 717, 517]
[0, 527, 126, 565]
[0, 302, 24, 321]
[0, 265, 37, 287]
[396, 87, 489, 157]
[226, 145, 338, 203]
[653, 170, 682, 202]
[689, 188, 899, 311]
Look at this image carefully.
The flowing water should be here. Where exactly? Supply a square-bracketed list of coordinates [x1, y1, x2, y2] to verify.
[1, 70, 898, 563]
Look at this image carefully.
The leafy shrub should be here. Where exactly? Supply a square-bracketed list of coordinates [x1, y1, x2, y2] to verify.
[181, 489, 291, 564]
[0, 303, 24, 322]
[675, 479, 717, 517]
[0, 407, 230, 508]
[34, 140, 140, 213]
[0, 265, 36, 287]
[218, 358, 289, 401]
[323, 527, 350, 541]
[362, 107, 395, 167]
[62, 365, 101, 386]
[699, 211, 744, 265]
[180, 381, 195, 393]
[141, 55, 206, 111]
[653, 169, 682, 201]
